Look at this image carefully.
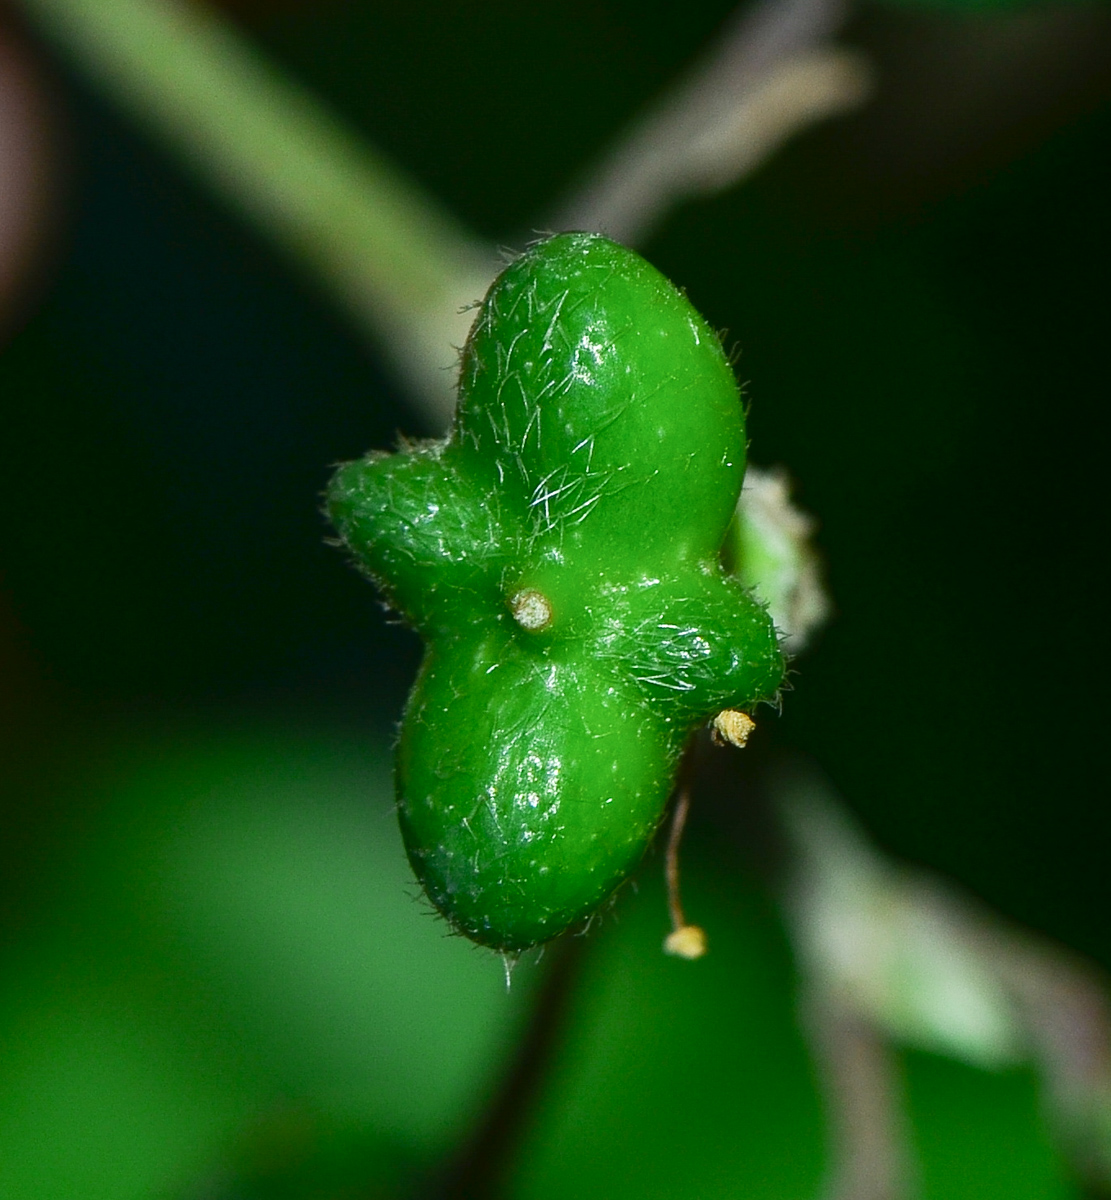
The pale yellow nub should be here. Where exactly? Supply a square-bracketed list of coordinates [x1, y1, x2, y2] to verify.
[664, 925, 708, 959]
[712, 709, 756, 748]
[510, 588, 553, 631]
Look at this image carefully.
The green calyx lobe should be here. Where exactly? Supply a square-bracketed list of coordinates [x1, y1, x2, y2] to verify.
[328, 233, 784, 953]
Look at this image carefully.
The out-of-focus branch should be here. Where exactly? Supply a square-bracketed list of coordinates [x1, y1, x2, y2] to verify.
[16, 0, 494, 427]
[782, 778, 1022, 1069]
[16, 0, 872, 431]
[433, 936, 586, 1200]
[0, 20, 53, 337]
[805, 994, 916, 1200]
[984, 920, 1111, 1185]
[777, 766, 1111, 1194]
[549, 0, 872, 245]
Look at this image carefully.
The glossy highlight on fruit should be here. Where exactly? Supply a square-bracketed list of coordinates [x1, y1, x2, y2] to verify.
[328, 233, 784, 953]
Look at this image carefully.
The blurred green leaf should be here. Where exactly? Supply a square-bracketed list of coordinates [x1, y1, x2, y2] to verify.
[508, 837, 1080, 1200]
[0, 722, 532, 1199]
[510, 850, 826, 1200]
[904, 1051, 1076, 1199]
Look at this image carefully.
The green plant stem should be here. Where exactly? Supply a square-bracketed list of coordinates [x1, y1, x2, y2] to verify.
[18, 0, 493, 423]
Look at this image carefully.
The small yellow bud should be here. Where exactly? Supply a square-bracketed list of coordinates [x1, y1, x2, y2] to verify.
[712, 709, 756, 749]
[664, 924, 708, 959]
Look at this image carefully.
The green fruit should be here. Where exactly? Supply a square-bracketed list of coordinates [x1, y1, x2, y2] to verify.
[328, 233, 784, 953]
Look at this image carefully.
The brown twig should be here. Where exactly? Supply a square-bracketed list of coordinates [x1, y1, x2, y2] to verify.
[0, 15, 56, 337]
[431, 935, 586, 1200]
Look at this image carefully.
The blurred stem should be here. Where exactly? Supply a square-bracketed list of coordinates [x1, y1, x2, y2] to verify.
[805, 995, 915, 1200]
[16, 0, 871, 430]
[778, 768, 1111, 1193]
[433, 935, 586, 1200]
[16, 0, 493, 425]
[550, 0, 871, 244]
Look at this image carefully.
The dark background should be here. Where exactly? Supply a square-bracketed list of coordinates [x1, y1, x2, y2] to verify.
[2, 1, 1110, 1196]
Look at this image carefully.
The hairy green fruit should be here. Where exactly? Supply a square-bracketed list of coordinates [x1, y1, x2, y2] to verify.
[328, 233, 784, 953]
